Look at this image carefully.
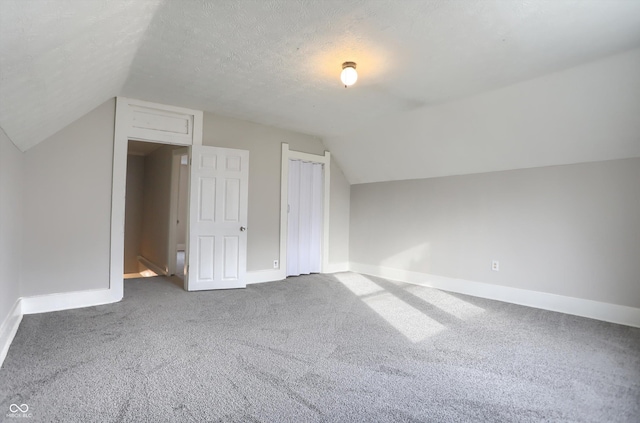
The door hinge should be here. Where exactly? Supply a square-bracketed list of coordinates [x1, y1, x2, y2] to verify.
[189, 158, 193, 166]
[186, 265, 189, 274]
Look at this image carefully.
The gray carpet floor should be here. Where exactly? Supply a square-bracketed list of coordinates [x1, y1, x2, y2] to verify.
[1, 272, 639, 422]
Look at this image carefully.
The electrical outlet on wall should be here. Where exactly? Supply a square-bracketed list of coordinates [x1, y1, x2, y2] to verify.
[492, 260, 499, 271]
[273, 260, 279, 269]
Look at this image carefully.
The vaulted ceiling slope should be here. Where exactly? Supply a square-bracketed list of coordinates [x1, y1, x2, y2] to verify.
[2, 1, 640, 182]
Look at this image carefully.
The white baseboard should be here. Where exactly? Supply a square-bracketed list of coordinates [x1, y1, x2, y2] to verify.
[350, 262, 640, 328]
[21, 288, 121, 315]
[245, 263, 350, 285]
[324, 262, 350, 274]
[245, 269, 286, 285]
[0, 298, 23, 368]
[138, 255, 167, 276]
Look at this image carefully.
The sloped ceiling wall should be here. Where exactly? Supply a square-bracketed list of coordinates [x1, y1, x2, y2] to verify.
[0, 0, 163, 151]
[2, 0, 640, 182]
[327, 49, 640, 183]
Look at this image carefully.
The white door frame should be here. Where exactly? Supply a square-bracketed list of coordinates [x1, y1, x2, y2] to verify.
[110, 97, 203, 300]
[167, 147, 189, 278]
[279, 143, 330, 278]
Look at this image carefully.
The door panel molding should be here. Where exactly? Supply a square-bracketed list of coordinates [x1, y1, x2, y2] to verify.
[187, 145, 249, 290]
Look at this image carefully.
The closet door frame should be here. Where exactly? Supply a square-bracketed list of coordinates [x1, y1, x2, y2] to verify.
[279, 144, 330, 278]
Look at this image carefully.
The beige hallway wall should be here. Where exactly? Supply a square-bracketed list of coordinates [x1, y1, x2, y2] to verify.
[139, 145, 179, 274]
[124, 154, 145, 274]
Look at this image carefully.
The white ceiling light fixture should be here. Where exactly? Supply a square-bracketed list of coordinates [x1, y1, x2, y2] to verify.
[340, 62, 358, 87]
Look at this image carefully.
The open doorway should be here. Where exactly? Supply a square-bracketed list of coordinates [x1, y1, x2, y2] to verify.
[111, 96, 248, 295]
[123, 140, 188, 288]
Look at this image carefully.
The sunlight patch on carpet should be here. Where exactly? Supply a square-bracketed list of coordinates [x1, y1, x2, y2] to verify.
[404, 285, 485, 321]
[335, 273, 445, 342]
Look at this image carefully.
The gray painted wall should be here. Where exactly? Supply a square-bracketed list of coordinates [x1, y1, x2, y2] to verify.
[0, 131, 23, 324]
[329, 160, 350, 266]
[21, 99, 115, 296]
[350, 158, 640, 308]
[14, 99, 349, 298]
[203, 113, 350, 271]
[124, 154, 144, 274]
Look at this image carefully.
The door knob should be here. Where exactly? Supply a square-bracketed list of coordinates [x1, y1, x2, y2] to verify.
[240, 226, 246, 232]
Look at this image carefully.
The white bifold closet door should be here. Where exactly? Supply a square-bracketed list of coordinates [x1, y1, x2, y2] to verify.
[287, 159, 324, 277]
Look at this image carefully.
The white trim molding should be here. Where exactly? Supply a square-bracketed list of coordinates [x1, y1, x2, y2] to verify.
[279, 143, 331, 278]
[21, 289, 118, 315]
[1, 287, 121, 367]
[245, 269, 286, 285]
[245, 263, 348, 284]
[350, 263, 640, 328]
[0, 299, 23, 368]
[138, 256, 168, 276]
[324, 262, 350, 274]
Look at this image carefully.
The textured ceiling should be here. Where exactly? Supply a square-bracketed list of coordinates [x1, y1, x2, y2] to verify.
[0, 0, 163, 151]
[2, 0, 640, 182]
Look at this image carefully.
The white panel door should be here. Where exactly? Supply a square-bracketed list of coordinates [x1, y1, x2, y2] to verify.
[187, 145, 249, 290]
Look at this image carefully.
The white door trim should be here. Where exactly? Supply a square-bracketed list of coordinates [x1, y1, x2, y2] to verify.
[110, 97, 203, 300]
[279, 143, 331, 277]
